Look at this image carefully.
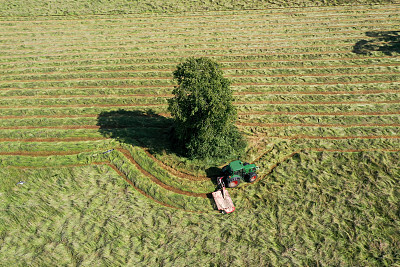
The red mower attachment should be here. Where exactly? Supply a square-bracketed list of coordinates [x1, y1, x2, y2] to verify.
[212, 177, 235, 214]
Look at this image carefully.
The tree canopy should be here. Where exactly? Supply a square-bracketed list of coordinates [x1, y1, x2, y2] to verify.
[168, 57, 247, 159]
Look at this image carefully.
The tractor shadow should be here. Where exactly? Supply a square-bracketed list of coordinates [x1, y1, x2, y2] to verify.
[353, 30, 400, 55]
[97, 109, 176, 155]
[205, 166, 223, 186]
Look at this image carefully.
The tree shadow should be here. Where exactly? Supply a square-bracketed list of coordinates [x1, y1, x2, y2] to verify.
[353, 30, 400, 55]
[97, 109, 175, 155]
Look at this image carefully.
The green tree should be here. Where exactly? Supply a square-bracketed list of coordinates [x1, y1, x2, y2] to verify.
[168, 57, 247, 159]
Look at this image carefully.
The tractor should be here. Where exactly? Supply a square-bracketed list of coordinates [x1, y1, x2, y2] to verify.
[221, 160, 259, 188]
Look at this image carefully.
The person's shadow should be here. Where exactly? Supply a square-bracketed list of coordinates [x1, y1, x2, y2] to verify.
[97, 109, 175, 154]
[353, 31, 400, 55]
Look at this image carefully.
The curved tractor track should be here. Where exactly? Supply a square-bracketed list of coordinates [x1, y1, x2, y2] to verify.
[1, 4, 400, 211]
[4, 146, 400, 212]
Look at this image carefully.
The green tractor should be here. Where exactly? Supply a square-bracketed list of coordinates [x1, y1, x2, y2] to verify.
[221, 160, 259, 188]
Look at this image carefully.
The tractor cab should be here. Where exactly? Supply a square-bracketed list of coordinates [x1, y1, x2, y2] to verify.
[221, 160, 259, 188]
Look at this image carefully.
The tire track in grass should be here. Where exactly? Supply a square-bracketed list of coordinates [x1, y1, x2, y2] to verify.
[5, 160, 205, 212]
[117, 148, 208, 198]
[4, 147, 400, 209]
[105, 163, 191, 211]
[141, 149, 208, 181]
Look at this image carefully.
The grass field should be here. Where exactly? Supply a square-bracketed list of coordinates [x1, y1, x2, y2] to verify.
[1, 2, 400, 265]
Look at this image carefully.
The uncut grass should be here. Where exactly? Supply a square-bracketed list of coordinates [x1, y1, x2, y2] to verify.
[1, 151, 399, 265]
[233, 151, 400, 266]
[0, 6, 398, 26]
[1, 13, 398, 34]
[0, 1, 396, 16]
[0, 20, 395, 37]
[1, 24, 396, 46]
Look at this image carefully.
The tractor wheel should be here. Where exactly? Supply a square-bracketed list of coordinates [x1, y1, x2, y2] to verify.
[243, 162, 249, 166]
[227, 176, 241, 188]
[248, 172, 257, 183]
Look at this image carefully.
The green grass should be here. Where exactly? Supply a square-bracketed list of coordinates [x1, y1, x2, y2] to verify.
[1, 2, 400, 265]
[1, 151, 399, 265]
[0, 0, 395, 16]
